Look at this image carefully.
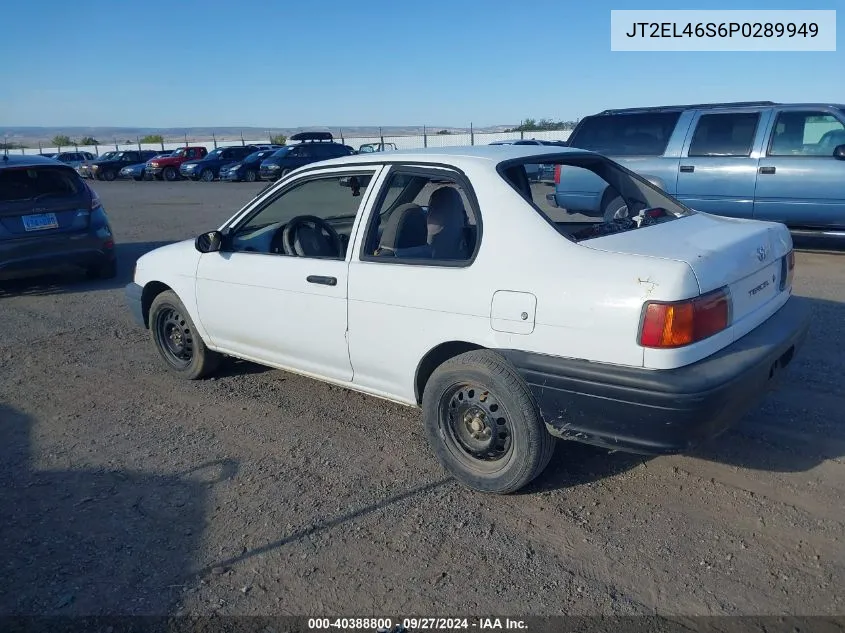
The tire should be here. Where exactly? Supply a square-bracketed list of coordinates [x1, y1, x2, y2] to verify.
[162, 166, 177, 181]
[280, 168, 291, 178]
[422, 349, 555, 494]
[245, 169, 257, 182]
[85, 258, 117, 280]
[200, 169, 215, 182]
[602, 195, 629, 221]
[149, 290, 221, 380]
[102, 169, 116, 182]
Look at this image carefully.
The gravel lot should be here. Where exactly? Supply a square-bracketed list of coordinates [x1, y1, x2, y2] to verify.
[1, 180, 844, 618]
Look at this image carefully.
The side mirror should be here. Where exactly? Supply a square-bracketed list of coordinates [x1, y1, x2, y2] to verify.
[833, 145, 845, 160]
[195, 230, 223, 253]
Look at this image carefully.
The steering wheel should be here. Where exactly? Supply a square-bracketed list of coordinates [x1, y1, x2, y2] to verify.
[281, 215, 343, 257]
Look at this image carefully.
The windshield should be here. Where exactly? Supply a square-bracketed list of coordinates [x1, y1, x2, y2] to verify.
[499, 155, 693, 242]
[205, 148, 224, 160]
[245, 150, 271, 162]
[96, 152, 117, 161]
[270, 147, 292, 158]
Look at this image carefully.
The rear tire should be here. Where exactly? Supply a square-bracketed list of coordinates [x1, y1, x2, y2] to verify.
[422, 349, 555, 494]
[149, 290, 221, 380]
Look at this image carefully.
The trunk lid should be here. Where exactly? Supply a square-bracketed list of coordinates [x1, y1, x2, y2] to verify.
[583, 213, 793, 324]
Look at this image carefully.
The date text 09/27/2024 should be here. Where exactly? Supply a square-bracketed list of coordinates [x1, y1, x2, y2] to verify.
[306, 617, 528, 631]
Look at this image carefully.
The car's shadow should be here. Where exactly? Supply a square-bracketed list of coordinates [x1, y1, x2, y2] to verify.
[0, 241, 173, 297]
[0, 404, 239, 615]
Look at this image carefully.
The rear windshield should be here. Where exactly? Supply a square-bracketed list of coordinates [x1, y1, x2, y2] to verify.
[568, 112, 681, 156]
[0, 167, 83, 202]
[498, 155, 692, 242]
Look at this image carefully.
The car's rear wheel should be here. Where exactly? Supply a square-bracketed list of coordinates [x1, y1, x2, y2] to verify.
[245, 169, 257, 182]
[149, 290, 221, 380]
[422, 350, 555, 494]
[200, 169, 215, 182]
[162, 166, 177, 181]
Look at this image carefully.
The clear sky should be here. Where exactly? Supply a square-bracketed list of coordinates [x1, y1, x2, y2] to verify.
[0, 0, 841, 128]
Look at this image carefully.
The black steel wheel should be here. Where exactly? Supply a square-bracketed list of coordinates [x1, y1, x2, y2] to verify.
[148, 290, 221, 379]
[422, 349, 555, 494]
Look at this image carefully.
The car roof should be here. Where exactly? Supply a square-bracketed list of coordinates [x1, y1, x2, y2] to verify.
[0, 154, 75, 169]
[593, 101, 845, 116]
[311, 144, 587, 168]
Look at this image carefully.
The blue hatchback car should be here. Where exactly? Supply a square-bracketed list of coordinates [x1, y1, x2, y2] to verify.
[549, 101, 845, 239]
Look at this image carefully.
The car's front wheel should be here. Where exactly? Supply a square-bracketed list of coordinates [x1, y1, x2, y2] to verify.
[422, 350, 555, 494]
[162, 166, 178, 181]
[200, 169, 215, 182]
[149, 290, 221, 380]
[245, 169, 257, 182]
[102, 170, 116, 182]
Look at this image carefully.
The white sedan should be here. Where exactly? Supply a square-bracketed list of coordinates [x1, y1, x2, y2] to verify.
[125, 145, 810, 494]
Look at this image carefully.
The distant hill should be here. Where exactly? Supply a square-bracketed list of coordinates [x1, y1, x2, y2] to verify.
[0, 125, 517, 146]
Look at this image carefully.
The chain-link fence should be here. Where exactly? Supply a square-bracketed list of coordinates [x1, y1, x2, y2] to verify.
[3, 128, 572, 157]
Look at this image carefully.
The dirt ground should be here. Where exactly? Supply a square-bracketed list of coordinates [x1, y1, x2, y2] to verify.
[1, 180, 843, 618]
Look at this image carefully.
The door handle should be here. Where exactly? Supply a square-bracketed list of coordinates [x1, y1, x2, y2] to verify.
[679, 165, 695, 173]
[759, 166, 776, 175]
[306, 275, 337, 286]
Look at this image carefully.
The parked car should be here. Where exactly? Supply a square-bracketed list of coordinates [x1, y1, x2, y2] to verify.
[180, 145, 260, 182]
[89, 150, 160, 182]
[1, 154, 116, 281]
[79, 151, 118, 178]
[146, 146, 208, 181]
[50, 151, 97, 169]
[220, 149, 282, 182]
[358, 142, 398, 153]
[124, 144, 809, 494]
[556, 101, 845, 237]
[119, 153, 170, 181]
[258, 133, 354, 180]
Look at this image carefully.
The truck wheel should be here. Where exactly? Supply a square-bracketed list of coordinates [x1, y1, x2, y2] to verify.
[422, 349, 555, 494]
[200, 169, 215, 182]
[162, 166, 178, 181]
[602, 195, 629, 221]
[149, 290, 221, 380]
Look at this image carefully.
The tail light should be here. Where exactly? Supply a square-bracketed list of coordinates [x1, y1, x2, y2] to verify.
[780, 250, 795, 291]
[87, 184, 101, 209]
[639, 287, 731, 349]
[553, 164, 562, 184]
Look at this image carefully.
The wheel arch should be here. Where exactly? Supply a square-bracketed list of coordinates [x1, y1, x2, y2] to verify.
[414, 341, 486, 405]
[141, 281, 172, 328]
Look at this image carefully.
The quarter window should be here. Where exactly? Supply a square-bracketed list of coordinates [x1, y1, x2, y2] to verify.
[568, 112, 680, 156]
[688, 112, 760, 157]
[768, 111, 845, 156]
[361, 169, 479, 264]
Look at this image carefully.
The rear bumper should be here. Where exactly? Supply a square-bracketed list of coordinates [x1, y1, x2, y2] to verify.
[0, 233, 114, 278]
[125, 282, 145, 327]
[500, 298, 812, 455]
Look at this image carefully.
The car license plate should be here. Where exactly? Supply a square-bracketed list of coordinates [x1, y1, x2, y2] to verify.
[22, 212, 59, 231]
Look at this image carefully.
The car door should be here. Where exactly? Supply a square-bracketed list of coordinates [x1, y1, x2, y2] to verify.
[194, 165, 383, 382]
[675, 109, 771, 218]
[754, 107, 845, 230]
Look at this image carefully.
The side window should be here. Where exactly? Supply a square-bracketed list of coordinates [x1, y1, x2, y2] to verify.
[688, 112, 760, 157]
[297, 146, 315, 159]
[769, 111, 845, 156]
[568, 112, 681, 156]
[361, 170, 479, 264]
[228, 172, 376, 259]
